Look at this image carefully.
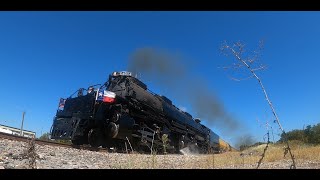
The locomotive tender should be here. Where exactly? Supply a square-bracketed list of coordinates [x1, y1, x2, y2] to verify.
[50, 71, 232, 153]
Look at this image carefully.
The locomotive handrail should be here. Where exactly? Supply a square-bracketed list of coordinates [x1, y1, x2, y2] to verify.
[69, 88, 86, 98]
[90, 84, 102, 89]
[68, 84, 102, 98]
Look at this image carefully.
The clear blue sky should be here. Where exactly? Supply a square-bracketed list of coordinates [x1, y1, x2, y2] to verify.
[0, 12, 319, 146]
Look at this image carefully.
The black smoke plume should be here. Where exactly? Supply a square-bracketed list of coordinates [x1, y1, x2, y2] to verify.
[234, 134, 257, 150]
[128, 47, 240, 132]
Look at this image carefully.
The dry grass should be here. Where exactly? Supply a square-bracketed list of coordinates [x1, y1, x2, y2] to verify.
[22, 136, 38, 169]
[114, 142, 320, 169]
[60, 140, 319, 169]
[199, 142, 320, 168]
[248, 142, 320, 162]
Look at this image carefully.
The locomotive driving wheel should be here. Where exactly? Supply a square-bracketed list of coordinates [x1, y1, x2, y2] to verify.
[88, 128, 104, 147]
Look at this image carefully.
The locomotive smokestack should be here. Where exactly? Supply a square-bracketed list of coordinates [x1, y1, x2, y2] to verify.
[128, 47, 243, 134]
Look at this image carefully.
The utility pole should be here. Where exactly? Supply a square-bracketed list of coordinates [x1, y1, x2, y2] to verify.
[20, 111, 25, 136]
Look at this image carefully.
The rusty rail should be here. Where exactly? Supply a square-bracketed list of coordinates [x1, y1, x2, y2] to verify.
[0, 132, 109, 153]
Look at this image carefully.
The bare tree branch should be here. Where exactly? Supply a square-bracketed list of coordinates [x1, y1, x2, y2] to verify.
[251, 65, 267, 71]
[126, 136, 134, 153]
[220, 41, 296, 169]
[227, 74, 254, 82]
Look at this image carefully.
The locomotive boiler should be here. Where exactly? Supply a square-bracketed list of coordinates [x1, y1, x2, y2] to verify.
[50, 71, 232, 153]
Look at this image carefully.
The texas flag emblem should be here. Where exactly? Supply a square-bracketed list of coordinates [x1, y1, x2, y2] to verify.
[96, 89, 116, 103]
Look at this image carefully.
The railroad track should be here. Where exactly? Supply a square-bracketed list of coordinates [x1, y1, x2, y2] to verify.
[0, 132, 109, 153]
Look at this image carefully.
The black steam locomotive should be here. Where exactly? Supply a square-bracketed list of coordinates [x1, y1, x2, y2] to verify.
[50, 71, 231, 153]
